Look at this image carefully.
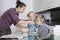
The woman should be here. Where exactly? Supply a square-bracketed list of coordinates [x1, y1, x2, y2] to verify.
[0, 0, 33, 37]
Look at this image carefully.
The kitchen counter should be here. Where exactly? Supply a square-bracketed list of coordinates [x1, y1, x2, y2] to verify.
[0, 32, 28, 40]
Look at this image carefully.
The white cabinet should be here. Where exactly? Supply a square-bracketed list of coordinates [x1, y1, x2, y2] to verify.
[54, 25, 60, 40]
[33, 0, 60, 12]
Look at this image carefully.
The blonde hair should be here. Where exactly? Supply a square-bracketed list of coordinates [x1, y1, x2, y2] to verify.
[27, 11, 35, 17]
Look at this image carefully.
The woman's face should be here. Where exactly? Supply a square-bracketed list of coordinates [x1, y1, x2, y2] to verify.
[18, 6, 26, 13]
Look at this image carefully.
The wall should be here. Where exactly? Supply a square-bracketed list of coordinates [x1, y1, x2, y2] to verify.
[0, 0, 2, 16]
[0, 0, 16, 17]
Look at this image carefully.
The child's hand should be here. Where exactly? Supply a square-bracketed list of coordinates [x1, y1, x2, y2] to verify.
[39, 38, 43, 40]
[36, 28, 38, 32]
[21, 28, 29, 33]
[29, 21, 34, 24]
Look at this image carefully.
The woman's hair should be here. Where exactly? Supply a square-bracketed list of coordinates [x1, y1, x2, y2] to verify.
[27, 11, 35, 17]
[16, 0, 26, 8]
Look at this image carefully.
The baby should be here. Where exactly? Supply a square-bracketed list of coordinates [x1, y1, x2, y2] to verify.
[36, 16, 52, 40]
[27, 11, 37, 40]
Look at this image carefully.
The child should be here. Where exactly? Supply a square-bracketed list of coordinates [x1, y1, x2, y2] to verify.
[27, 11, 37, 40]
[36, 16, 52, 40]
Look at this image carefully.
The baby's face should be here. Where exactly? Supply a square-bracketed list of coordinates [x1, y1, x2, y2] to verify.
[36, 18, 42, 26]
[29, 13, 35, 20]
